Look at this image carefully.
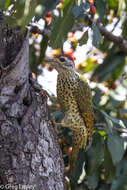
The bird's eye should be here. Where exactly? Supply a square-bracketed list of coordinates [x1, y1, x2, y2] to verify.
[59, 57, 65, 62]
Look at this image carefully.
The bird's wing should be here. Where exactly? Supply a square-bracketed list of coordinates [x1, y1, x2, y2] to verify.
[75, 73, 94, 138]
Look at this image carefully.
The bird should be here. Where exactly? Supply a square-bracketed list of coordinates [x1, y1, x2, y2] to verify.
[44, 54, 94, 172]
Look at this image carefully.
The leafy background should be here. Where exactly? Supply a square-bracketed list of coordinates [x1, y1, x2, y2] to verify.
[1, 0, 127, 189]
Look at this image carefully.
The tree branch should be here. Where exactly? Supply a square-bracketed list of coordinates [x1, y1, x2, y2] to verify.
[95, 123, 127, 134]
[29, 16, 127, 54]
[86, 15, 127, 54]
[97, 23, 127, 54]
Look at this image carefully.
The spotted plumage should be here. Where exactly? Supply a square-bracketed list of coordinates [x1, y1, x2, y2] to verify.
[45, 55, 94, 172]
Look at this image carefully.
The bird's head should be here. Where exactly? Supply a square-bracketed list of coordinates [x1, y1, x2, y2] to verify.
[44, 54, 75, 72]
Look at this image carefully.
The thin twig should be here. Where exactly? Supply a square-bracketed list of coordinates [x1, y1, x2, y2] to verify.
[85, 15, 127, 54]
[95, 123, 127, 134]
[28, 15, 127, 54]
[111, 17, 120, 33]
[97, 23, 127, 54]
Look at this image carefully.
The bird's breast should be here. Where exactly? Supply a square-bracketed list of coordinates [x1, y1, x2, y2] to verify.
[57, 74, 78, 112]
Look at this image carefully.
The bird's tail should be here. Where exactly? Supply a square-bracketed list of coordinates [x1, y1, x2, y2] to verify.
[69, 130, 87, 173]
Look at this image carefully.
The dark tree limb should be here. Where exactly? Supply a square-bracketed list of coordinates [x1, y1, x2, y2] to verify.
[85, 15, 127, 54]
[97, 23, 127, 54]
[29, 16, 127, 54]
[0, 26, 65, 190]
[95, 123, 127, 134]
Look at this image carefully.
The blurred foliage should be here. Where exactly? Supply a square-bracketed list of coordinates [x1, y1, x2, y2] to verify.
[49, 0, 75, 48]
[1, 0, 127, 189]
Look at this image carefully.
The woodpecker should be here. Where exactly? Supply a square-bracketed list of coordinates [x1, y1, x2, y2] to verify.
[45, 54, 94, 172]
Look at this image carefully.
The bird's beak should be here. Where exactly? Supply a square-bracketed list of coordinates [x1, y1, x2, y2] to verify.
[44, 58, 57, 67]
[44, 58, 55, 63]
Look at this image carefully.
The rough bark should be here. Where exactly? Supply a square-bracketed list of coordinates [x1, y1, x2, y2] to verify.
[0, 26, 65, 190]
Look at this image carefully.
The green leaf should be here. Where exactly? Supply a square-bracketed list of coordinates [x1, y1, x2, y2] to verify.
[95, 0, 106, 22]
[86, 171, 99, 189]
[10, 1, 25, 20]
[33, 0, 58, 21]
[100, 110, 126, 128]
[95, 107, 126, 129]
[4, 0, 12, 9]
[105, 117, 113, 134]
[79, 30, 88, 46]
[117, 0, 126, 17]
[107, 0, 119, 9]
[49, 1, 75, 48]
[70, 149, 86, 188]
[72, 2, 90, 19]
[92, 22, 101, 48]
[81, 58, 97, 73]
[93, 88, 103, 105]
[112, 60, 125, 81]
[8, 0, 38, 27]
[22, 1, 37, 27]
[110, 118, 126, 128]
[120, 109, 127, 117]
[104, 141, 116, 183]
[109, 96, 123, 109]
[98, 110, 113, 134]
[29, 45, 40, 73]
[41, 0, 58, 16]
[125, 0, 127, 11]
[52, 110, 64, 122]
[62, 0, 71, 8]
[99, 38, 111, 52]
[107, 133, 124, 165]
[122, 18, 127, 40]
[111, 160, 127, 190]
[87, 133, 104, 175]
[72, 5, 82, 18]
[92, 52, 125, 82]
[39, 35, 49, 62]
[0, 0, 6, 9]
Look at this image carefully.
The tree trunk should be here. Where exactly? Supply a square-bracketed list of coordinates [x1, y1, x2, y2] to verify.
[0, 26, 65, 190]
